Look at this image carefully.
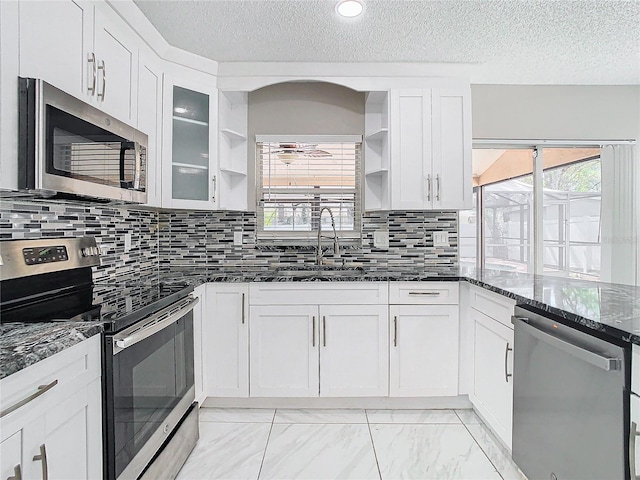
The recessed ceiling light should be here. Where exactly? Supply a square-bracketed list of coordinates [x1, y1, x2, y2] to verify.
[336, 0, 364, 18]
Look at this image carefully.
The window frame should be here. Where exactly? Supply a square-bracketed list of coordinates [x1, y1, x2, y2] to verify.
[469, 142, 605, 280]
[255, 134, 363, 243]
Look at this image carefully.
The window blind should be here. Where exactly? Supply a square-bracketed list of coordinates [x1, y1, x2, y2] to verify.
[256, 139, 362, 237]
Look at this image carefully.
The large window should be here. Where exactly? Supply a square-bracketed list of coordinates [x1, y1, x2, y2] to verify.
[467, 146, 602, 281]
[256, 136, 362, 240]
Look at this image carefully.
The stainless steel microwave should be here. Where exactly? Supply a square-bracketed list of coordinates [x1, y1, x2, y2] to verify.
[18, 77, 148, 203]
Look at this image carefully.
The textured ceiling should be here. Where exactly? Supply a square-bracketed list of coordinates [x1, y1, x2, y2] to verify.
[133, 0, 640, 84]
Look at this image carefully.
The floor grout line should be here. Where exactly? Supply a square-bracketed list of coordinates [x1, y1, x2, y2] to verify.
[255, 409, 277, 480]
[454, 410, 505, 480]
[365, 410, 383, 480]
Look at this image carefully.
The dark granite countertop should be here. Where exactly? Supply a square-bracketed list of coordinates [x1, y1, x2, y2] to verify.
[4, 265, 639, 381]
[461, 267, 640, 346]
[0, 322, 103, 380]
[200, 265, 640, 345]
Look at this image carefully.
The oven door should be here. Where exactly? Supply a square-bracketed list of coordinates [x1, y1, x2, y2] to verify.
[104, 296, 198, 480]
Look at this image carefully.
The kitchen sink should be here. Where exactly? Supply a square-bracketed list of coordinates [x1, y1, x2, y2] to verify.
[275, 266, 365, 277]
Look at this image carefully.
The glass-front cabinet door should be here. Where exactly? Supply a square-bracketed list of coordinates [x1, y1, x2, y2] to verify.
[162, 71, 218, 209]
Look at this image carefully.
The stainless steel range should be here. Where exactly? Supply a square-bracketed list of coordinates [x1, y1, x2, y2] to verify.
[0, 237, 199, 480]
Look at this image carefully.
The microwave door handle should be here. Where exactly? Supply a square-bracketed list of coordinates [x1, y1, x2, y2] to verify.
[133, 142, 142, 190]
[119, 142, 135, 188]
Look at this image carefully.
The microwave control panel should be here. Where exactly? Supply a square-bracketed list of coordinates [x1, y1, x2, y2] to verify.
[23, 246, 69, 265]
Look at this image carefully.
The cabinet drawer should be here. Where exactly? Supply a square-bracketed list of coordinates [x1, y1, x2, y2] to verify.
[0, 335, 101, 430]
[389, 282, 458, 305]
[249, 282, 388, 305]
[468, 285, 515, 329]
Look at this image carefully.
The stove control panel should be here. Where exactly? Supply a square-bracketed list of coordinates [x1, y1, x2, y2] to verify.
[0, 237, 100, 280]
[23, 245, 69, 265]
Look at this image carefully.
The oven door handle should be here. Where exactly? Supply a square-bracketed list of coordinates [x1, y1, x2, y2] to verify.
[112, 296, 199, 355]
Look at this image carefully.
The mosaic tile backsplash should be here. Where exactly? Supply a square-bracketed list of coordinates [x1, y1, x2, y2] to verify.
[1, 198, 459, 281]
[0, 199, 159, 284]
[158, 210, 459, 275]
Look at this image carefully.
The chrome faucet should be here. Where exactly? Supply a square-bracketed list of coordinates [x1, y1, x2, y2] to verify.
[316, 207, 340, 265]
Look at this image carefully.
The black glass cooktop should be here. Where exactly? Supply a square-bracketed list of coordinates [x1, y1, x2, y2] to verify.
[92, 281, 193, 333]
[0, 266, 193, 333]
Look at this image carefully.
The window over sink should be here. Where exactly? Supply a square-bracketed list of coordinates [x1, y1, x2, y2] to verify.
[256, 135, 362, 242]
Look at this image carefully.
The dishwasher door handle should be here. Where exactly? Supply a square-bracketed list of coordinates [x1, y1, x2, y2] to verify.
[512, 316, 621, 371]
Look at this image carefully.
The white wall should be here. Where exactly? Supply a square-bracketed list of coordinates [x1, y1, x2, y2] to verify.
[471, 85, 640, 141]
[246, 82, 365, 208]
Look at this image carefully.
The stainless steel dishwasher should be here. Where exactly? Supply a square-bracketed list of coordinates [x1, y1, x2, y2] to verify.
[512, 305, 629, 480]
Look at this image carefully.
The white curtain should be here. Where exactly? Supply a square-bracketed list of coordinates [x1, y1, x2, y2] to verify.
[600, 144, 640, 286]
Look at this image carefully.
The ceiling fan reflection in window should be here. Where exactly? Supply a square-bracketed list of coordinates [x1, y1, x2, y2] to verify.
[272, 143, 332, 164]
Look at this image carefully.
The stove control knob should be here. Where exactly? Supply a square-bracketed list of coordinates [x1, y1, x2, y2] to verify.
[81, 248, 89, 257]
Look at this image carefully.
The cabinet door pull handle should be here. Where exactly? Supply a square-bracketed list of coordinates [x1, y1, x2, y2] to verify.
[0, 379, 58, 418]
[426, 174, 432, 202]
[630, 421, 640, 479]
[212, 175, 217, 201]
[97, 60, 106, 100]
[393, 316, 398, 347]
[241, 293, 245, 324]
[436, 174, 441, 202]
[408, 291, 440, 296]
[7, 464, 22, 480]
[312, 316, 316, 347]
[87, 52, 96, 95]
[323, 316, 326, 347]
[33, 444, 48, 480]
[504, 342, 513, 383]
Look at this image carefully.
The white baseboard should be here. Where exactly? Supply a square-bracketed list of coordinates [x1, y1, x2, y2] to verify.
[201, 395, 472, 409]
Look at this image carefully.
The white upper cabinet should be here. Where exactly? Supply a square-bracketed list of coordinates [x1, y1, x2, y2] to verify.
[92, 3, 138, 125]
[137, 47, 164, 207]
[19, 0, 138, 125]
[431, 87, 472, 210]
[218, 91, 249, 210]
[388, 86, 471, 211]
[390, 89, 432, 210]
[162, 68, 219, 210]
[18, 0, 93, 101]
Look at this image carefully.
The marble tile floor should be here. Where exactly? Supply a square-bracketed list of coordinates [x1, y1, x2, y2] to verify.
[176, 408, 527, 480]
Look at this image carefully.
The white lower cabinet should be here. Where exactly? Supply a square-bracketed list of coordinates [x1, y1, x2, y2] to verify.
[250, 305, 318, 397]
[0, 335, 102, 480]
[192, 284, 206, 402]
[249, 304, 388, 397]
[469, 308, 514, 449]
[389, 305, 459, 397]
[205, 284, 249, 397]
[631, 392, 640, 476]
[320, 305, 388, 397]
[0, 431, 21, 480]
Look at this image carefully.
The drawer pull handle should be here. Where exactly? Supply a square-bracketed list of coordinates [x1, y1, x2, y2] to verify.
[504, 342, 513, 383]
[408, 291, 440, 296]
[0, 380, 58, 418]
[33, 444, 48, 480]
[7, 464, 22, 480]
